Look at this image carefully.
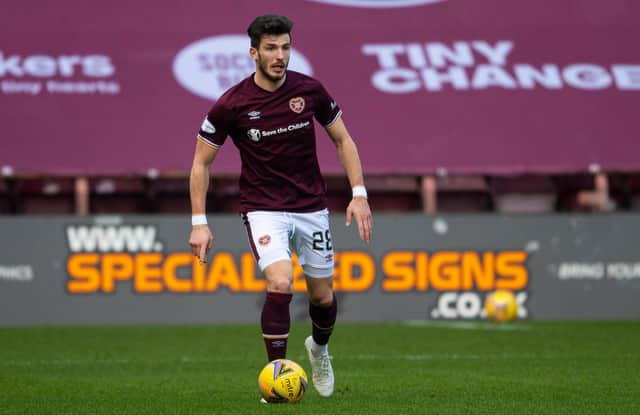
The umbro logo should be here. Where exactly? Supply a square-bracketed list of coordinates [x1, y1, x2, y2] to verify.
[273, 340, 287, 348]
[248, 110, 261, 120]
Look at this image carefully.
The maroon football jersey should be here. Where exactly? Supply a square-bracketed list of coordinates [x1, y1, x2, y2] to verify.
[197, 70, 342, 213]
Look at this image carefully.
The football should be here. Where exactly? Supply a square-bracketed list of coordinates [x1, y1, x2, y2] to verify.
[258, 359, 308, 403]
[485, 290, 518, 322]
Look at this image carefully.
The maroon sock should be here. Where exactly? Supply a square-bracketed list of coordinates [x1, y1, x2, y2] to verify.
[261, 291, 292, 361]
[309, 295, 337, 346]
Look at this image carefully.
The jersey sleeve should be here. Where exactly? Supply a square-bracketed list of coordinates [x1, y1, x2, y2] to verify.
[197, 101, 235, 148]
[313, 82, 342, 127]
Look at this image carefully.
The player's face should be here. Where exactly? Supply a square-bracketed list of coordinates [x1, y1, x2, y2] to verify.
[251, 34, 291, 83]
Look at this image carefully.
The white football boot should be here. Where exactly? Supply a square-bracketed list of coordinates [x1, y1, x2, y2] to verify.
[304, 336, 334, 397]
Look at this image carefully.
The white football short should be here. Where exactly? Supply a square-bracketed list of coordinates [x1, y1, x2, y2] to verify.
[241, 209, 334, 278]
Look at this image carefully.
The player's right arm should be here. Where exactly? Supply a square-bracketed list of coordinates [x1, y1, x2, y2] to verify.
[188, 91, 235, 263]
[189, 139, 220, 264]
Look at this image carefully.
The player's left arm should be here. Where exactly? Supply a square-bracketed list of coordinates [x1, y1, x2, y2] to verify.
[326, 115, 372, 243]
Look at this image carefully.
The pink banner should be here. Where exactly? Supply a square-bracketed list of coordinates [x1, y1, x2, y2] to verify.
[1, 0, 639, 175]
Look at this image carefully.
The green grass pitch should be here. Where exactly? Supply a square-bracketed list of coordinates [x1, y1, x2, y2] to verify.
[1, 321, 639, 414]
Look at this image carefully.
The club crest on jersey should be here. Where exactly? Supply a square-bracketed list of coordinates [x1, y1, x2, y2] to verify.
[247, 129, 261, 142]
[258, 235, 271, 246]
[289, 97, 305, 113]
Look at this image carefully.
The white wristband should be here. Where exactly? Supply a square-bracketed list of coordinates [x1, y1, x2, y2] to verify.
[192, 214, 207, 226]
[352, 185, 368, 199]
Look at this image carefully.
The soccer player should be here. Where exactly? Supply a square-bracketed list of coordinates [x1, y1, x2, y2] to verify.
[188, 15, 372, 398]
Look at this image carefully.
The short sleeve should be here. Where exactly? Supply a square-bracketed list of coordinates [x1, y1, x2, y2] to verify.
[197, 101, 235, 148]
[313, 82, 342, 127]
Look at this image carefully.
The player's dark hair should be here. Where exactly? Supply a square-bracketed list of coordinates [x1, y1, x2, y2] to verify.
[247, 15, 293, 48]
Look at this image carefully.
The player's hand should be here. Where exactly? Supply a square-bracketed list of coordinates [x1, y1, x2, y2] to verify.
[189, 225, 213, 264]
[346, 197, 372, 243]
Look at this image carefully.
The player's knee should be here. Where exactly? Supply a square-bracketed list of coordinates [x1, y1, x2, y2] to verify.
[308, 288, 333, 306]
[266, 277, 293, 294]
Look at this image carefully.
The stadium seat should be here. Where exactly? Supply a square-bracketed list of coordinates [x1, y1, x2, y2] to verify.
[16, 177, 76, 214]
[0, 178, 13, 213]
[367, 176, 420, 212]
[324, 175, 420, 212]
[90, 177, 149, 214]
[607, 173, 631, 210]
[435, 175, 493, 213]
[146, 176, 190, 213]
[626, 173, 640, 210]
[202, 176, 242, 213]
[490, 175, 557, 213]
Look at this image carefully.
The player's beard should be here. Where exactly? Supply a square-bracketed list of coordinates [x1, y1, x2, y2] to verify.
[257, 54, 288, 83]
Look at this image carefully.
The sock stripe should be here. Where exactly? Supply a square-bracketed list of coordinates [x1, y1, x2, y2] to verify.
[262, 333, 290, 339]
[311, 321, 334, 330]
